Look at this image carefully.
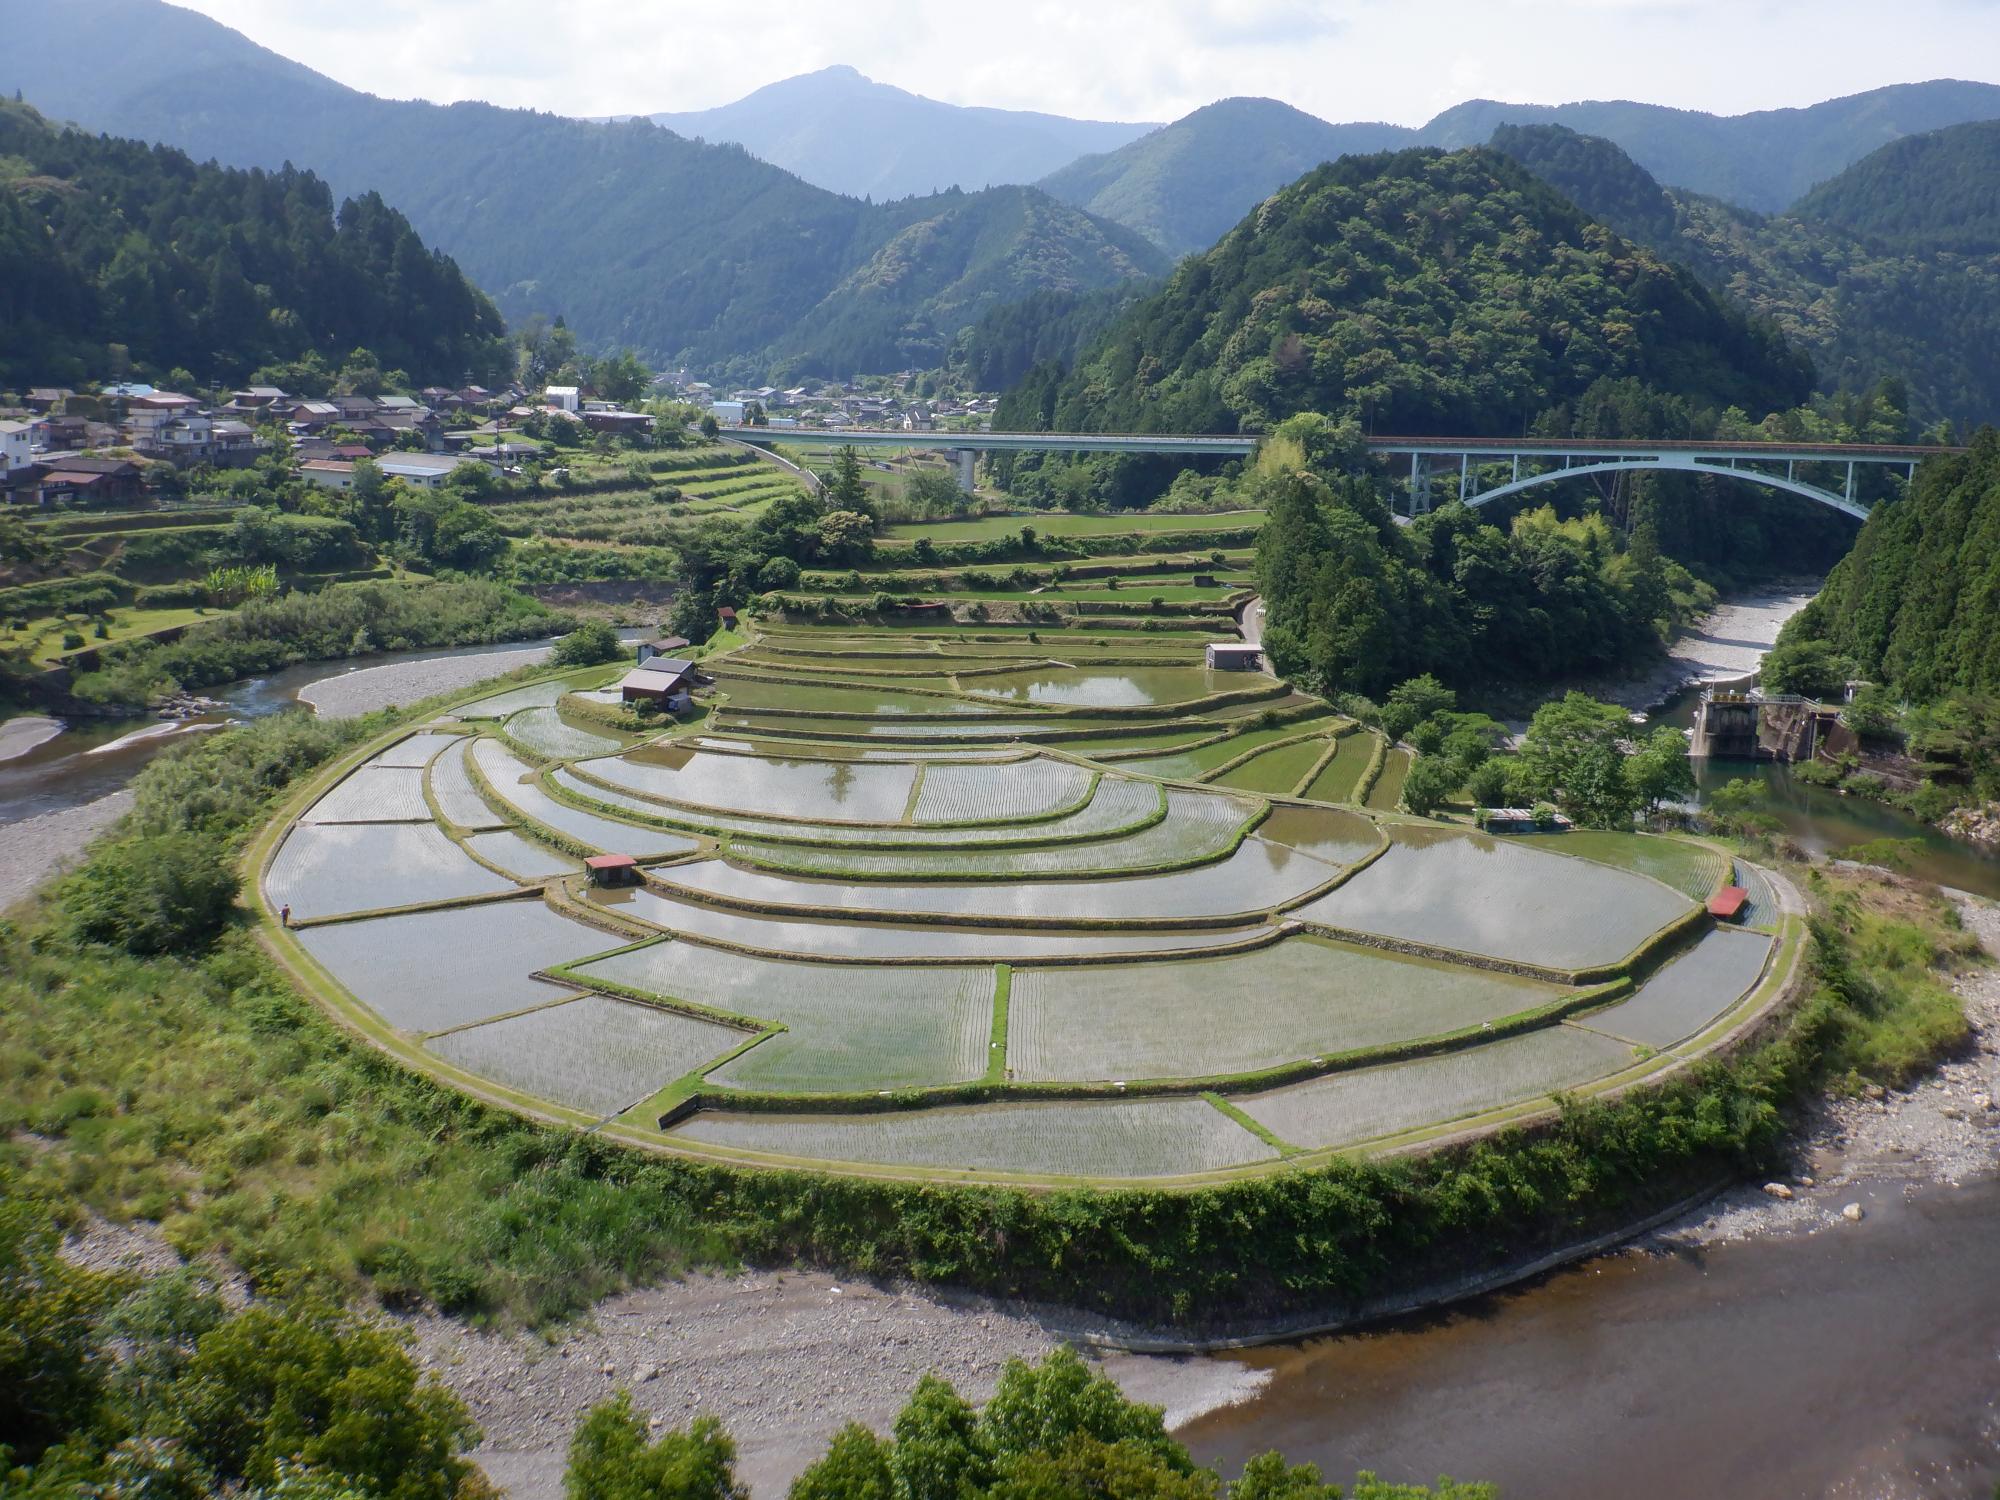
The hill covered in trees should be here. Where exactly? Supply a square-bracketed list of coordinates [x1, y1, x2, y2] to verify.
[0, 0, 1163, 379]
[0, 100, 508, 388]
[1775, 430, 2000, 699]
[1790, 119, 2000, 254]
[1039, 98, 1410, 258]
[1002, 146, 1812, 437]
[1488, 122, 2000, 429]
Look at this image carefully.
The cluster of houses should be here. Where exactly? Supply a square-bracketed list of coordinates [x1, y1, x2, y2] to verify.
[675, 377, 993, 434]
[2, 379, 660, 507]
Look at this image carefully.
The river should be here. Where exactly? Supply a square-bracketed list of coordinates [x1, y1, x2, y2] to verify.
[1185, 1175, 2000, 1496]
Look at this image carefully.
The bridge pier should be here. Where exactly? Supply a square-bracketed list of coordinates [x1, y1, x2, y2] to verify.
[952, 448, 977, 495]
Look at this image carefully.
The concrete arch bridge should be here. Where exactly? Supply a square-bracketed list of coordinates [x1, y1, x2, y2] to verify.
[737, 427, 1954, 517]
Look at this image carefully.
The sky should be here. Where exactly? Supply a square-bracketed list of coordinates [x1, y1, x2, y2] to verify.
[165, 0, 2000, 126]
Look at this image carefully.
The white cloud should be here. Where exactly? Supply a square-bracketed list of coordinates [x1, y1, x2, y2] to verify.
[168, 0, 2000, 127]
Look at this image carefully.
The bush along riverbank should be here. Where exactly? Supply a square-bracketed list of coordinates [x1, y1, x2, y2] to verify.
[56, 578, 571, 709]
[0, 706, 1984, 1334]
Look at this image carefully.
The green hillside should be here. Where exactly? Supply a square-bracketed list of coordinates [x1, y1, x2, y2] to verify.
[0, 100, 508, 388]
[1489, 123, 2000, 428]
[1776, 430, 2000, 698]
[0, 0, 1160, 378]
[1005, 146, 1812, 436]
[1039, 98, 1410, 258]
[1790, 119, 2000, 254]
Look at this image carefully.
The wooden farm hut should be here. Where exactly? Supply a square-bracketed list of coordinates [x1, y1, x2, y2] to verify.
[584, 853, 640, 888]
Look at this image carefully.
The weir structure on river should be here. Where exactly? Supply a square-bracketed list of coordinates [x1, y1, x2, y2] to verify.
[740, 428, 1955, 515]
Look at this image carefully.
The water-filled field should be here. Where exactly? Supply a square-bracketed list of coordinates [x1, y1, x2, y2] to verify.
[573, 940, 994, 1092]
[299, 763, 431, 823]
[427, 994, 744, 1116]
[267, 822, 513, 920]
[590, 886, 1274, 962]
[1238, 1025, 1639, 1149]
[1007, 937, 1558, 1082]
[963, 666, 1227, 709]
[1298, 825, 1693, 970]
[1577, 928, 1774, 1047]
[264, 618, 1788, 1183]
[296, 900, 617, 1033]
[426, 738, 509, 831]
[580, 744, 920, 823]
[673, 1096, 1278, 1177]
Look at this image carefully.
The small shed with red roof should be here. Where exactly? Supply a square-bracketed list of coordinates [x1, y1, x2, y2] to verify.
[584, 852, 640, 887]
[1708, 885, 1750, 922]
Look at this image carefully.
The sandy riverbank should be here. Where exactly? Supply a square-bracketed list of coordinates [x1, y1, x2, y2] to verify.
[0, 789, 133, 911]
[298, 644, 555, 720]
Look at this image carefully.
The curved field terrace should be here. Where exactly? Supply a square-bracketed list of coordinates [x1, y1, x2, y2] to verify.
[257, 626, 1797, 1184]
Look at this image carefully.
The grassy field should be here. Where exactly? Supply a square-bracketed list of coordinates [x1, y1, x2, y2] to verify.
[1518, 830, 1730, 903]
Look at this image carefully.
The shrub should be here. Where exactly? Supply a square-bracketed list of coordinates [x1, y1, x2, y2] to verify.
[553, 619, 623, 666]
[59, 833, 241, 956]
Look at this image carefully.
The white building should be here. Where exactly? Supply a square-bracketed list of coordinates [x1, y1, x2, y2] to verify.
[544, 385, 581, 413]
[0, 420, 32, 474]
[709, 400, 747, 426]
[377, 453, 467, 489]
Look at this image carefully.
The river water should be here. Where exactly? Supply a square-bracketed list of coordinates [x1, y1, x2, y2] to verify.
[1185, 1176, 2000, 1496]
[0, 637, 563, 825]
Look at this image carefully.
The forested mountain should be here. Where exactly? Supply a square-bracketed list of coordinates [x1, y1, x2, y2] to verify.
[1038, 99, 1410, 258]
[1776, 430, 2000, 698]
[645, 66, 1153, 203]
[950, 284, 1155, 392]
[1489, 123, 2000, 428]
[0, 101, 507, 388]
[1790, 120, 2000, 253]
[1421, 81, 2000, 212]
[1032, 83, 2000, 266]
[1002, 147, 1811, 437]
[0, 0, 1161, 378]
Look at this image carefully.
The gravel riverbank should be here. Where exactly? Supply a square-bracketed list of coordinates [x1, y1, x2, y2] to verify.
[0, 715, 63, 762]
[1652, 886, 2000, 1250]
[298, 644, 554, 720]
[1591, 582, 1821, 713]
[0, 789, 132, 912]
[412, 1276, 1267, 1499]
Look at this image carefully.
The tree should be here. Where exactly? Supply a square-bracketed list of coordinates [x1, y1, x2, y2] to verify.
[591, 350, 653, 405]
[1379, 676, 1457, 743]
[824, 447, 876, 523]
[1399, 755, 1462, 817]
[58, 832, 240, 956]
[788, 1424, 893, 1500]
[817, 510, 876, 564]
[1760, 638, 1856, 700]
[1514, 692, 1641, 827]
[901, 468, 964, 521]
[1623, 725, 1696, 815]
[553, 620, 623, 667]
[0, 1191, 120, 1463]
[565, 1394, 745, 1500]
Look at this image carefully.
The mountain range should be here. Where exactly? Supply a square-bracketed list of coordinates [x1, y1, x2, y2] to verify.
[0, 0, 1163, 377]
[6, 0, 2000, 409]
[642, 66, 1154, 203]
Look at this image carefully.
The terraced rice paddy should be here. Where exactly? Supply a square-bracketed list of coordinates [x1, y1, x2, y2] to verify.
[428, 995, 744, 1116]
[505, 706, 624, 760]
[265, 619, 1791, 1182]
[1519, 830, 1729, 903]
[295, 900, 617, 1033]
[572, 941, 994, 1092]
[674, 1097, 1278, 1177]
[589, 886, 1273, 962]
[1239, 1026, 1640, 1149]
[1008, 938, 1559, 1082]
[1578, 928, 1774, 1047]
[1298, 825, 1695, 971]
